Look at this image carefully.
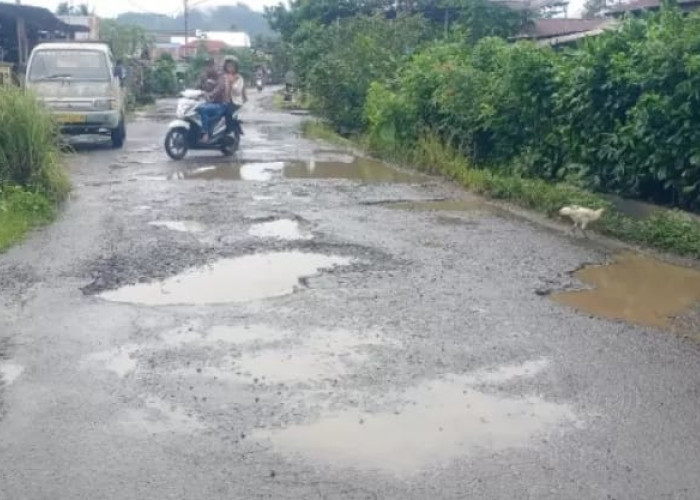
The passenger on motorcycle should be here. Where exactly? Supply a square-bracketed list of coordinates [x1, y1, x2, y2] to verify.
[199, 57, 246, 143]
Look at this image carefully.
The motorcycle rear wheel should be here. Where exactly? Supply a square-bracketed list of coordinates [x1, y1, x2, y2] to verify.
[221, 131, 240, 157]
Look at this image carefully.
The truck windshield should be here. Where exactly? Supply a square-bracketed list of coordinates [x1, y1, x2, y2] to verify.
[28, 50, 110, 81]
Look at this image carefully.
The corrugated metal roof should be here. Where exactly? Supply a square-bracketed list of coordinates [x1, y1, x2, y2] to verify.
[0, 2, 88, 32]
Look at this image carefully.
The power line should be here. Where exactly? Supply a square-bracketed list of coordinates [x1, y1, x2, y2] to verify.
[184, 0, 189, 56]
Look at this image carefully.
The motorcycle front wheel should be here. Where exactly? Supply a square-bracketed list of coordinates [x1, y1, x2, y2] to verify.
[165, 128, 189, 160]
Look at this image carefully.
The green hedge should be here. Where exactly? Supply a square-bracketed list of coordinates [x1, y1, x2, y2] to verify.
[366, 8, 700, 212]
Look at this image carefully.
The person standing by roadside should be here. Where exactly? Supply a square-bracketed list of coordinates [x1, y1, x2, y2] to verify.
[114, 59, 126, 87]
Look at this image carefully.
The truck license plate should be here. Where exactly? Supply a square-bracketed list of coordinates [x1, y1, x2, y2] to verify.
[60, 113, 86, 124]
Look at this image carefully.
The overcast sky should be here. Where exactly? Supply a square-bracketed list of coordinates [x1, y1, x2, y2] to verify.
[22, 0, 276, 18]
[24, 0, 584, 21]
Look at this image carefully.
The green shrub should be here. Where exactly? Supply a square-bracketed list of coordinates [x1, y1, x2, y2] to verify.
[553, 8, 700, 209]
[364, 7, 700, 212]
[150, 54, 178, 96]
[0, 86, 69, 201]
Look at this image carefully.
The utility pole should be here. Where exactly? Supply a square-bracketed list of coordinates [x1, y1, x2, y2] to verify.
[184, 0, 189, 59]
[16, 0, 28, 66]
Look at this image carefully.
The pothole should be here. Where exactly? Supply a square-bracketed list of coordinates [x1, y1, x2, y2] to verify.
[255, 360, 577, 475]
[229, 329, 387, 384]
[0, 362, 24, 386]
[249, 219, 311, 240]
[160, 324, 288, 348]
[149, 220, 206, 233]
[172, 157, 424, 183]
[99, 251, 352, 306]
[84, 344, 140, 378]
[551, 252, 700, 328]
[118, 397, 205, 435]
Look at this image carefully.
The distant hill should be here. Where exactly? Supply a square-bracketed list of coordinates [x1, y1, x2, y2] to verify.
[115, 3, 273, 37]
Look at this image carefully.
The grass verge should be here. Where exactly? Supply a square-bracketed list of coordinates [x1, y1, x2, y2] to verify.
[273, 91, 311, 111]
[0, 186, 55, 252]
[301, 120, 356, 149]
[305, 124, 700, 259]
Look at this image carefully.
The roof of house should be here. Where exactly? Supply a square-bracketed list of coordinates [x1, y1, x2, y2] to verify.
[518, 18, 610, 39]
[182, 39, 229, 52]
[0, 2, 88, 32]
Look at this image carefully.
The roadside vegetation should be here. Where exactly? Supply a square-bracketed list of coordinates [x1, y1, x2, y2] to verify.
[0, 86, 68, 251]
[267, 0, 700, 258]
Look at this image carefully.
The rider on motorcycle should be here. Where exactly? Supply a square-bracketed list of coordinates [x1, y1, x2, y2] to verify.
[198, 58, 219, 93]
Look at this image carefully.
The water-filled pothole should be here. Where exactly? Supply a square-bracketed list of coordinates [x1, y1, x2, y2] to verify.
[256, 362, 576, 475]
[249, 219, 311, 240]
[119, 397, 205, 435]
[149, 220, 206, 233]
[175, 157, 424, 183]
[0, 362, 24, 386]
[99, 251, 352, 305]
[551, 252, 700, 328]
[85, 344, 140, 378]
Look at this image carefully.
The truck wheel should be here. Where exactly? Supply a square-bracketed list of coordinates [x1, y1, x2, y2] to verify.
[111, 117, 126, 148]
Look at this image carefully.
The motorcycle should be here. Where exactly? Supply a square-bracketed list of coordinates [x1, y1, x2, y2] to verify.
[256, 77, 263, 92]
[164, 89, 243, 160]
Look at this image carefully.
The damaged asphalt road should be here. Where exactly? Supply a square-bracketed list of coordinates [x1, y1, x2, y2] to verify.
[1, 90, 700, 500]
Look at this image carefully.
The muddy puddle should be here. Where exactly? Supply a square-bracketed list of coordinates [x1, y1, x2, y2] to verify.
[99, 251, 352, 306]
[149, 220, 206, 233]
[0, 362, 24, 386]
[552, 252, 700, 328]
[257, 360, 576, 475]
[249, 219, 311, 240]
[175, 157, 424, 183]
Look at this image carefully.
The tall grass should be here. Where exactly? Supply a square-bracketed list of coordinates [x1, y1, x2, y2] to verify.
[0, 86, 69, 201]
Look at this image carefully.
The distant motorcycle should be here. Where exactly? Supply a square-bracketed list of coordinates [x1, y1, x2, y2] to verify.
[256, 77, 263, 92]
[164, 89, 243, 160]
